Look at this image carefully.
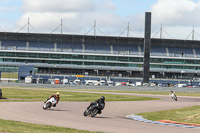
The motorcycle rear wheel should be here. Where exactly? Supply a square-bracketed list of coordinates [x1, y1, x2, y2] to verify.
[91, 108, 98, 117]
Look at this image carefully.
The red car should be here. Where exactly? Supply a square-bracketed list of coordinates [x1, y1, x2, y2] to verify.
[121, 82, 127, 86]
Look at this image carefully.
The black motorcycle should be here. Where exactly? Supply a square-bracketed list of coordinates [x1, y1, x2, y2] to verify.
[83, 103, 104, 117]
[171, 94, 178, 101]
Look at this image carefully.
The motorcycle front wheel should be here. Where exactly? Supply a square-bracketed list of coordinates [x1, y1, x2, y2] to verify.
[83, 110, 88, 116]
[43, 102, 51, 110]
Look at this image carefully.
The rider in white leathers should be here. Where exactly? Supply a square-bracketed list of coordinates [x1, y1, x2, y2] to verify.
[169, 90, 177, 101]
[169, 90, 175, 97]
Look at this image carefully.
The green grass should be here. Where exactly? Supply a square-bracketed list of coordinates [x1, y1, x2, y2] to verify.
[0, 88, 159, 102]
[74, 89, 200, 97]
[0, 119, 102, 133]
[138, 105, 200, 124]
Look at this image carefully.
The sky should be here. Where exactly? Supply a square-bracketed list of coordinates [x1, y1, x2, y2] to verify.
[1, 0, 200, 40]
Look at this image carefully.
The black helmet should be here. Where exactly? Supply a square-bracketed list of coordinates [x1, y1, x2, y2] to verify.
[170, 90, 173, 93]
[100, 96, 105, 101]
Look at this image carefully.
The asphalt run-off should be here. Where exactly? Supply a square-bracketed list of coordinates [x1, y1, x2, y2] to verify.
[1, 84, 200, 133]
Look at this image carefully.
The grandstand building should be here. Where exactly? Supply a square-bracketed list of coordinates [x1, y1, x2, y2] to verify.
[0, 32, 200, 80]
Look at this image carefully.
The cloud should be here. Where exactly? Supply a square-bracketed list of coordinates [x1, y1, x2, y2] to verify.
[16, 12, 77, 32]
[101, 0, 116, 10]
[149, 0, 200, 39]
[22, 0, 97, 13]
[16, 0, 200, 39]
[151, 0, 200, 26]
[16, 0, 128, 35]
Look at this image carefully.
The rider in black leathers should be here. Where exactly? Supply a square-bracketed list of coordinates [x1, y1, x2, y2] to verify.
[87, 96, 105, 114]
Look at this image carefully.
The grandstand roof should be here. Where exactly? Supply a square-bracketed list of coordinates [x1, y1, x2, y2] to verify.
[0, 32, 200, 48]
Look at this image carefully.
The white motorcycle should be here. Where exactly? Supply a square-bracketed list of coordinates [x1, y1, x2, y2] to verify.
[170, 93, 178, 101]
[43, 97, 57, 110]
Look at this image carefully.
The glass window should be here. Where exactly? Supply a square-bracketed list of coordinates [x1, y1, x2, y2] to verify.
[189, 66, 195, 69]
[95, 62, 106, 66]
[60, 61, 71, 64]
[129, 57, 140, 62]
[172, 66, 183, 69]
[117, 63, 128, 67]
[71, 61, 82, 65]
[28, 53, 38, 58]
[4, 59, 15, 62]
[31, 60, 42, 63]
[118, 57, 128, 61]
[84, 62, 94, 65]
[72, 55, 83, 59]
[128, 64, 137, 67]
[5, 52, 15, 57]
[151, 65, 162, 68]
[50, 54, 60, 59]
[0, 52, 4, 56]
[61, 54, 71, 59]
[16, 52, 26, 57]
[46, 60, 60, 64]
[173, 59, 184, 64]
[39, 53, 49, 58]
[84, 55, 95, 60]
[107, 63, 117, 66]
[194, 60, 200, 64]
[185, 60, 194, 64]
[151, 58, 162, 63]
[95, 56, 106, 60]
[106, 56, 117, 61]
[16, 59, 25, 62]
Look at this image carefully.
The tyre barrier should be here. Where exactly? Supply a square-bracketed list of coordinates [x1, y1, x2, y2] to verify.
[126, 114, 200, 129]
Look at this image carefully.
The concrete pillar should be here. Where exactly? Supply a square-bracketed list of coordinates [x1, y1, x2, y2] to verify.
[54, 43, 57, 52]
[143, 12, 151, 84]
[193, 49, 197, 58]
[110, 45, 113, 54]
[26, 42, 29, 51]
[166, 47, 169, 56]
[138, 45, 141, 56]
[82, 38, 85, 53]
[82, 43, 85, 53]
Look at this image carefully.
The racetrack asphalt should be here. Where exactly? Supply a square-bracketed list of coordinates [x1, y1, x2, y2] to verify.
[0, 92, 200, 133]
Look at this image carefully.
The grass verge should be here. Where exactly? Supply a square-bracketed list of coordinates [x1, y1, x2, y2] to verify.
[0, 88, 159, 102]
[2, 86, 200, 97]
[0, 119, 102, 133]
[138, 105, 200, 124]
[67, 89, 200, 97]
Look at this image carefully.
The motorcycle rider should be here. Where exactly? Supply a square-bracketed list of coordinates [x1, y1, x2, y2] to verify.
[87, 96, 105, 114]
[169, 90, 175, 98]
[46, 92, 60, 107]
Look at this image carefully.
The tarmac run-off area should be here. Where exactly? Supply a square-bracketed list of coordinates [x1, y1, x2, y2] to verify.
[1, 91, 200, 133]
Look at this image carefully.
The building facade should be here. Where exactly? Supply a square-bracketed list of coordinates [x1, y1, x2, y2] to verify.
[0, 32, 200, 80]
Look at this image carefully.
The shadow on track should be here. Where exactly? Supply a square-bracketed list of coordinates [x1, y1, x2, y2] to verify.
[46, 109, 69, 112]
[94, 116, 112, 119]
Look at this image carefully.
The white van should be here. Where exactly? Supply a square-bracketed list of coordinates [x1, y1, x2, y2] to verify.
[176, 84, 186, 87]
[107, 81, 114, 86]
[136, 82, 142, 86]
[25, 76, 32, 83]
[85, 80, 94, 86]
[63, 79, 69, 85]
[99, 80, 106, 86]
